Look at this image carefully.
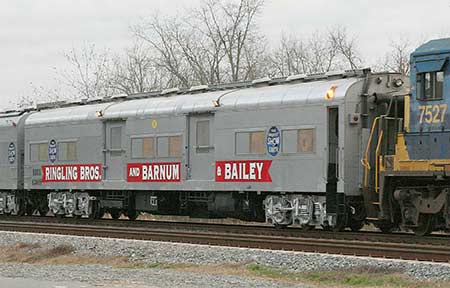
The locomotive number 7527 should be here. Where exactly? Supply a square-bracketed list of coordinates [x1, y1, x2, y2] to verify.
[418, 104, 448, 124]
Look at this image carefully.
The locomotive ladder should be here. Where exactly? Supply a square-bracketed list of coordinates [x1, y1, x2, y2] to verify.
[362, 116, 398, 221]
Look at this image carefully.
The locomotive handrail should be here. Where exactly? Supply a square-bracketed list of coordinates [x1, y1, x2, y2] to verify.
[362, 116, 380, 188]
[375, 130, 384, 193]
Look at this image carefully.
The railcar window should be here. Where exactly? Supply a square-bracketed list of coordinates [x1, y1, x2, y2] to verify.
[131, 138, 143, 158]
[298, 129, 315, 153]
[157, 137, 169, 158]
[143, 137, 155, 158]
[417, 71, 444, 100]
[110, 127, 122, 150]
[282, 128, 316, 154]
[131, 137, 155, 159]
[196, 120, 210, 147]
[58, 142, 77, 161]
[30, 143, 48, 162]
[282, 130, 297, 153]
[235, 131, 265, 155]
[169, 136, 182, 157]
[250, 131, 265, 154]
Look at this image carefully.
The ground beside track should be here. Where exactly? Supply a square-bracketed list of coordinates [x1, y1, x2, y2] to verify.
[0, 231, 448, 288]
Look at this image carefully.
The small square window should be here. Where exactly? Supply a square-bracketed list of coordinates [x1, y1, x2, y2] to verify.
[143, 137, 155, 158]
[417, 71, 444, 101]
[31, 143, 48, 162]
[298, 129, 315, 153]
[235, 131, 265, 155]
[250, 131, 265, 154]
[110, 127, 122, 150]
[131, 138, 143, 158]
[157, 137, 169, 158]
[58, 142, 77, 161]
[169, 136, 182, 157]
[196, 120, 210, 147]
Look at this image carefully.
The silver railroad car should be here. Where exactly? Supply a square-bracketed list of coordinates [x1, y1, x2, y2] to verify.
[21, 69, 407, 229]
[0, 110, 29, 214]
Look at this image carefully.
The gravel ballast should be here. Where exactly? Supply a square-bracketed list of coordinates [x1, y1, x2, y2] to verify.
[0, 230, 448, 287]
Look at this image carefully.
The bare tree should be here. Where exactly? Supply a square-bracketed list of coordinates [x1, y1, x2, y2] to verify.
[267, 28, 361, 77]
[376, 38, 413, 75]
[329, 27, 361, 70]
[198, 0, 265, 82]
[107, 42, 167, 95]
[60, 44, 114, 99]
[134, 0, 266, 88]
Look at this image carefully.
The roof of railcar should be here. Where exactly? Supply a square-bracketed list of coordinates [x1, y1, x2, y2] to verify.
[25, 70, 368, 125]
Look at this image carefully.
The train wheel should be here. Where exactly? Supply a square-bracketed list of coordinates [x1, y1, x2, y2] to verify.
[38, 207, 49, 217]
[110, 211, 121, 220]
[25, 205, 35, 216]
[301, 225, 314, 231]
[376, 222, 395, 233]
[349, 220, 365, 232]
[126, 210, 139, 221]
[332, 214, 348, 232]
[274, 223, 288, 230]
[413, 214, 434, 236]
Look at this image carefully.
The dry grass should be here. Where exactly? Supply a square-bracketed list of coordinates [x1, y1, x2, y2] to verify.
[0, 243, 448, 288]
[0, 243, 129, 266]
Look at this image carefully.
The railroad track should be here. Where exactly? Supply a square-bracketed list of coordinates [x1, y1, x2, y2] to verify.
[0, 217, 448, 262]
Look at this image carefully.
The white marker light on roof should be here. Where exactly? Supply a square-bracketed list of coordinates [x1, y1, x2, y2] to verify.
[326, 86, 337, 100]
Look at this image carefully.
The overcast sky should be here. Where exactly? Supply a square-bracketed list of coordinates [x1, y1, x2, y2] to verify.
[1, 0, 450, 109]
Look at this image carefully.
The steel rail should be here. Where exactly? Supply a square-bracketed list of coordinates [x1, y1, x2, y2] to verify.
[0, 219, 448, 263]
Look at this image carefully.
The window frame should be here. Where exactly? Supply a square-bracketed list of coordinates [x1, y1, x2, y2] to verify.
[235, 129, 266, 156]
[57, 140, 78, 162]
[281, 126, 317, 155]
[30, 141, 49, 162]
[132, 133, 183, 159]
[130, 135, 156, 159]
[416, 71, 444, 101]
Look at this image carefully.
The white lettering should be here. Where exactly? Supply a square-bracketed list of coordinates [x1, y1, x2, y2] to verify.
[256, 162, 263, 180]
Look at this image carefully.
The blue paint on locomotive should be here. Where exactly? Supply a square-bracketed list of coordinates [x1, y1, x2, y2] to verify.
[405, 38, 450, 160]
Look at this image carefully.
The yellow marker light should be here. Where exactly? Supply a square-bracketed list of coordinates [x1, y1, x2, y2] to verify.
[326, 86, 337, 100]
[151, 119, 158, 129]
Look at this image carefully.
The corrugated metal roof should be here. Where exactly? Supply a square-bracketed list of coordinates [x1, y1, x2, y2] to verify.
[26, 77, 361, 125]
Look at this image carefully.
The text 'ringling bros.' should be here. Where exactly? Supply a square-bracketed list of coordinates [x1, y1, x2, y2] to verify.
[42, 164, 102, 182]
[127, 163, 181, 182]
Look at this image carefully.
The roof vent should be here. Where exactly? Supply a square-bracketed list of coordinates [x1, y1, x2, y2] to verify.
[325, 70, 345, 77]
[189, 85, 209, 93]
[252, 77, 271, 85]
[86, 97, 103, 104]
[162, 87, 180, 96]
[286, 74, 307, 82]
[305, 73, 326, 81]
[36, 101, 66, 110]
[111, 93, 127, 100]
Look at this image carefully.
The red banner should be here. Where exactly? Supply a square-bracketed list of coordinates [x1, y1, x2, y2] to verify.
[42, 164, 102, 183]
[215, 160, 272, 182]
[127, 162, 181, 182]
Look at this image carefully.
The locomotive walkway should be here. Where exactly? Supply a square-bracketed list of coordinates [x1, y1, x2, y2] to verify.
[0, 217, 448, 263]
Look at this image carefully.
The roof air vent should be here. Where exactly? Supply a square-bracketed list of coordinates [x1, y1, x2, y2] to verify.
[325, 70, 345, 78]
[189, 85, 209, 93]
[286, 74, 307, 82]
[252, 77, 271, 86]
[162, 87, 180, 96]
